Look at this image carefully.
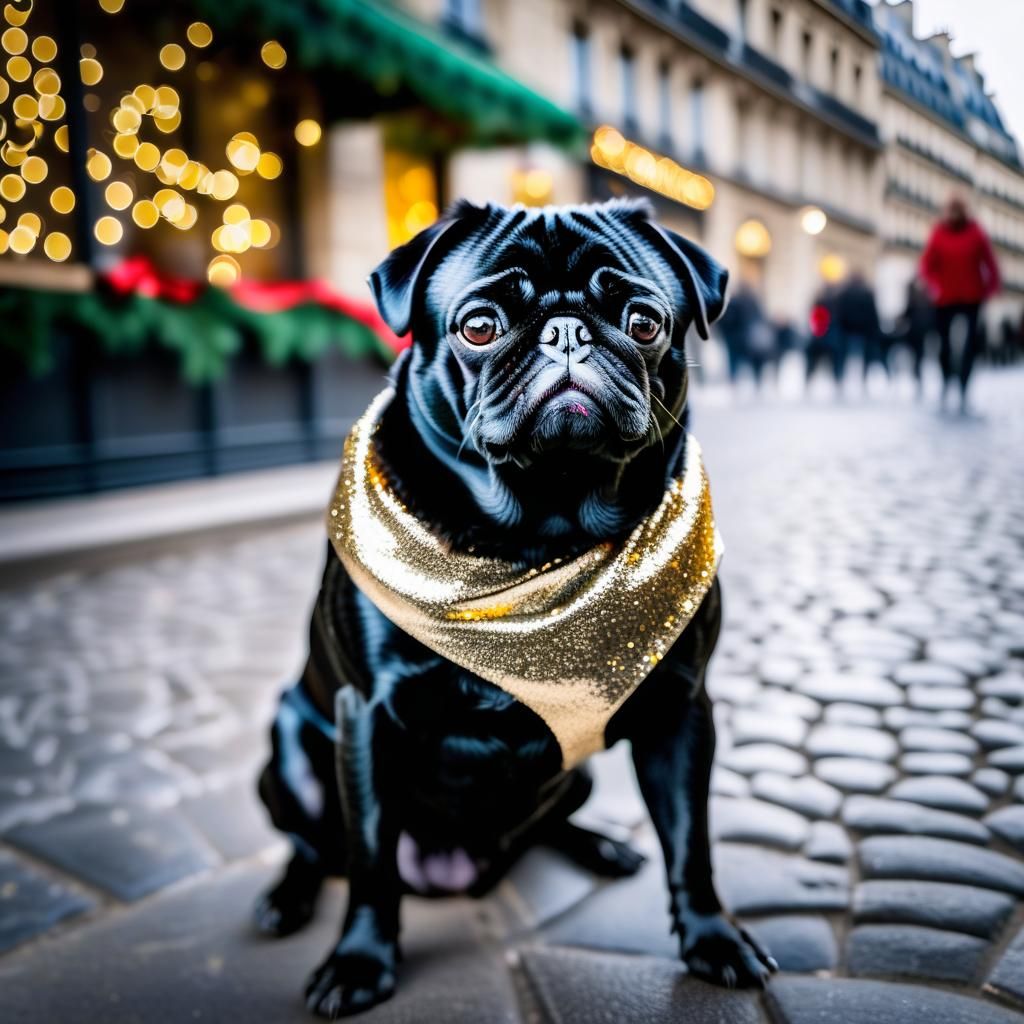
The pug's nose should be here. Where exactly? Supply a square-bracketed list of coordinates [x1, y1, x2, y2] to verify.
[540, 316, 592, 364]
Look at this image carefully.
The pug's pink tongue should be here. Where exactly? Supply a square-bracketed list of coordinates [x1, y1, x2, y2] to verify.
[397, 832, 479, 893]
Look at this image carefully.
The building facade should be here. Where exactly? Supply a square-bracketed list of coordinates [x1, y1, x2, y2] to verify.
[382, 0, 887, 328]
[374, 0, 1024, 335]
[875, 0, 1024, 332]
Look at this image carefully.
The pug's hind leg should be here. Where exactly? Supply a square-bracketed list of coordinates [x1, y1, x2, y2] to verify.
[305, 688, 402, 1019]
[254, 844, 326, 938]
[630, 683, 778, 988]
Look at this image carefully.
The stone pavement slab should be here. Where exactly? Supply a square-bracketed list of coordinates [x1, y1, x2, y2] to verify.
[858, 836, 1024, 896]
[768, 977, 1022, 1024]
[846, 924, 989, 983]
[987, 926, 1024, 1006]
[0, 858, 518, 1024]
[519, 947, 763, 1024]
[0, 848, 95, 954]
[178, 780, 283, 863]
[6, 804, 220, 902]
[853, 880, 1016, 939]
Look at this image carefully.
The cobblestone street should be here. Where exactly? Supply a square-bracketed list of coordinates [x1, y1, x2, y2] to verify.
[1, 369, 1023, 1023]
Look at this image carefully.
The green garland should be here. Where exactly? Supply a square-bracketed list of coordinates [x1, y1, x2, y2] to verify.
[185, 0, 585, 149]
[0, 284, 394, 383]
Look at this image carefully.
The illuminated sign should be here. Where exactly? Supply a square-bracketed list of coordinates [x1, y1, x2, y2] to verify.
[590, 126, 714, 211]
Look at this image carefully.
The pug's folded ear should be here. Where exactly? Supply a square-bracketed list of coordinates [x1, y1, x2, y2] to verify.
[643, 223, 729, 340]
[369, 200, 489, 336]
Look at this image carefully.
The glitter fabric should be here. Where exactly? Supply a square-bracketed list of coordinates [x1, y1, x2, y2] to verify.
[328, 389, 724, 768]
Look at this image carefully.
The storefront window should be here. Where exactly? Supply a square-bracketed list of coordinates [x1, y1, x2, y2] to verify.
[383, 149, 438, 247]
[0, 4, 313, 283]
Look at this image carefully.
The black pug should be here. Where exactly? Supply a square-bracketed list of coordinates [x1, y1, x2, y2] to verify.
[255, 198, 777, 1018]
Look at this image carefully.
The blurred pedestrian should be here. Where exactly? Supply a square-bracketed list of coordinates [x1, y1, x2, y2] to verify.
[804, 284, 847, 395]
[834, 271, 887, 391]
[718, 282, 775, 390]
[920, 195, 1001, 413]
[894, 276, 934, 397]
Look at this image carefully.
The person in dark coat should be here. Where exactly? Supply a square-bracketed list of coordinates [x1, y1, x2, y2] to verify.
[804, 284, 845, 393]
[920, 195, 1000, 412]
[895, 276, 934, 397]
[718, 282, 772, 389]
[834, 271, 887, 389]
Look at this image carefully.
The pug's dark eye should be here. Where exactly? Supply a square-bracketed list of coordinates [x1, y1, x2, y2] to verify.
[628, 311, 661, 342]
[460, 312, 500, 346]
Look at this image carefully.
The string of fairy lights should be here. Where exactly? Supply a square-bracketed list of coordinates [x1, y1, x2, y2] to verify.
[0, 0, 325, 285]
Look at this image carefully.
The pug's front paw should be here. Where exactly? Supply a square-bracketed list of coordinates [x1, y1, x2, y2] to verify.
[679, 911, 778, 989]
[304, 947, 396, 1019]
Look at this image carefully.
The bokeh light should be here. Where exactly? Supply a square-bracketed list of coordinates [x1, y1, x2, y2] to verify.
[17, 211, 41, 234]
[20, 153, 46, 183]
[131, 198, 159, 228]
[43, 230, 71, 261]
[207, 253, 240, 285]
[86, 149, 112, 181]
[159, 44, 185, 71]
[800, 206, 828, 236]
[94, 215, 123, 245]
[735, 219, 773, 258]
[8, 222, 35, 253]
[7, 55, 30, 82]
[134, 142, 159, 171]
[186, 22, 213, 48]
[294, 119, 321, 147]
[819, 252, 848, 283]
[2, 26, 27, 55]
[49, 185, 75, 213]
[30, 34, 56, 62]
[260, 40, 286, 70]
[3, 3, 30, 28]
[0, 171, 25, 200]
[256, 151, 282, 179]
[79, 57, 103, 86]
[105, 180, 133, 210]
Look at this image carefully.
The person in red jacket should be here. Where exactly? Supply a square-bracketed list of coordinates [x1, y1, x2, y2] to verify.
[920, 195, 1001, 412]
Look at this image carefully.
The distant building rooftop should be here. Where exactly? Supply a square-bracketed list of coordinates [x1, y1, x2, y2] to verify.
[874, 0, 1021, 169]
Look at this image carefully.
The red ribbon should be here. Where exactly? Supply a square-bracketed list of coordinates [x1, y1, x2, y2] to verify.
[104, 254, 204, 304]
[100, 256, 409, 354]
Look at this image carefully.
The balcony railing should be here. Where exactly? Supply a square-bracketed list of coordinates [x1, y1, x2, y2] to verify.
[739, 44, 794, 91]
[674, 2, 730, 53]
[885, 179, 940, 213]
[896, 136, 974, 185]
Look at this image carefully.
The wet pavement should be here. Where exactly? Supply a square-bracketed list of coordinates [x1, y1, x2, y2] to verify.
[1, 369, 1023, 1023]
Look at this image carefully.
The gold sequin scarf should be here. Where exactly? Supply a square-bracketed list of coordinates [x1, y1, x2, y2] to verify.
[328, 389, 723, 768]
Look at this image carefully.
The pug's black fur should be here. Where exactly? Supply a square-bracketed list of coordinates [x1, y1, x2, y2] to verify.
[256, 199, 776, 1018]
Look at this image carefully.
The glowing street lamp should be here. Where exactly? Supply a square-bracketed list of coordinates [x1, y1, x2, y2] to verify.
[735, 218, 772, 258]
[800, 205, 827, 236]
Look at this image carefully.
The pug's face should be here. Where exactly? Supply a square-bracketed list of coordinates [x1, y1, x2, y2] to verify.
[370, 200, 728, 467]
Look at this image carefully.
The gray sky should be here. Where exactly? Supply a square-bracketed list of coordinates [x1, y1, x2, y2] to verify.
[868, 0, 1024, 148]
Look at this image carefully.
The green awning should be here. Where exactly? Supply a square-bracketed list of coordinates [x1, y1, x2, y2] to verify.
[192, 0, 586, 149]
